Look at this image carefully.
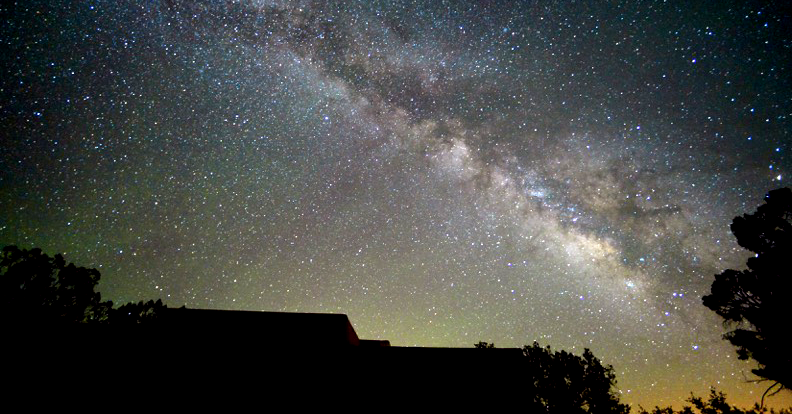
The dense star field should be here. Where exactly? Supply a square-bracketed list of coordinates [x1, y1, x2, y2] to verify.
[2, 0, 790, 408]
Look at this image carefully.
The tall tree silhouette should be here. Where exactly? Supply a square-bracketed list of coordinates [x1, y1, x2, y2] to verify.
[702, 188, 792, 394]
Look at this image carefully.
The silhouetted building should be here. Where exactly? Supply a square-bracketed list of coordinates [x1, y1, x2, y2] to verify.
[159, 308, 390, 347]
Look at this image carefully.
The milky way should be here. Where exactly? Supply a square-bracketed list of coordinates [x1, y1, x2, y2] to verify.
[2, 0, 791, 408]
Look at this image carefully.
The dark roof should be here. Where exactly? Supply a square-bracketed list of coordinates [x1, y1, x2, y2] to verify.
[160, 308, 364, 346]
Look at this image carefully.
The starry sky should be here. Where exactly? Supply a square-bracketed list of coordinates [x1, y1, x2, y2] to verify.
[2, 0, 791, 408]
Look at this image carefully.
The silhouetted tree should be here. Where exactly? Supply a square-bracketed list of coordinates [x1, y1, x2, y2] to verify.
[498, 341, 626, 413]
[635, 389, 792, 414]
[474, 341, 628, 412]
[702, 188, 792, 394]
[0, 245, 111, 324]
[1, 245, 168, 324]
[112, 299, 167, 324]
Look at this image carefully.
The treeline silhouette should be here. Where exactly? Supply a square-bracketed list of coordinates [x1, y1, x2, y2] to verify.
[0, 245, 168, 325]
[475, 342, 790, 414]
[3, 242, 788, 412]
[634, 389, 791, 414]
[2, 188, 791, 412]
[475, 341, 629, 413]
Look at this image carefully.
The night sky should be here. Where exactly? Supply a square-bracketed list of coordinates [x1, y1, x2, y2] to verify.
[2, 0, 791, 408]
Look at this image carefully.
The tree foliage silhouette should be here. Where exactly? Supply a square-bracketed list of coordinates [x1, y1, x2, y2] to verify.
[521, 342, 630, 413]
[636, 389, 792, 414]
[1, 245, 111, 323]
[702, 188, 792, 393]
[476, 341, 628, 413]
[114, 299, 167, 324]
[1, 245, 167, 324]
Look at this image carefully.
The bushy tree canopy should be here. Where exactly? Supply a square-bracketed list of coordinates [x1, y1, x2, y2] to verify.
[702, 188, 792, 391]
[521, 342, 630, 413]
[477, 341, 628, 413]
[0, 245, 111, 323]
[1, 245, 167, 324]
